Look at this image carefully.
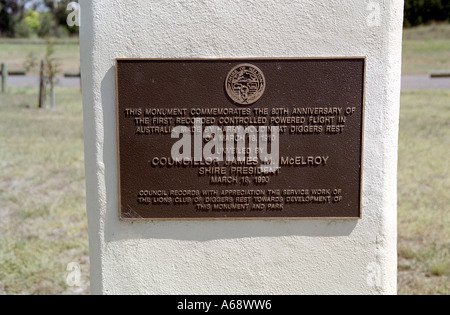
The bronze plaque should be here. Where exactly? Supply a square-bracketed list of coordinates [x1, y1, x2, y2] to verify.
[116, 58, 365, 219]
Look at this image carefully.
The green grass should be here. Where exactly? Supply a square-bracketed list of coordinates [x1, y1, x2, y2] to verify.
[403, 40, 450, 74]
[0, 88, 89, 294]
[0, 38, 79, 45]
[397, 90, 450, 295]
[0, 38, 80, 75]
[402, 23, 450, 74]
[1, 22, 448, 75]
[0, 89, 448, 295]
[0, 24, 449, 294]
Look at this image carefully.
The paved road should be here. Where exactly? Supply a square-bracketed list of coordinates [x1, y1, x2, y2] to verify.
[1, 74, 449, 90]
[1, 75, 81, 89]
[401, 75, 450, 91]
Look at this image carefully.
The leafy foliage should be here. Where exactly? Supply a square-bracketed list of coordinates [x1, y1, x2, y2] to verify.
[0, 0, 78, 37]
[23, 9, 40, 33]
[404, 0, 450, 27]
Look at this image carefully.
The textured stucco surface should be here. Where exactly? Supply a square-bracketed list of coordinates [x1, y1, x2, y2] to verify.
[80, 0, 403, 295]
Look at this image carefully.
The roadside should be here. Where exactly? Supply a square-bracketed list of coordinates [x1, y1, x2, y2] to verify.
[402, 75, 450, 90]
[1, 23, 449, 90]
[398, 90, 450, 295]
[0, 23, 448, 295]
[0, 88, 89, 294]
[2, 74, 450, 90]
[402, 23, 450, 75]
[1, 75, 80, 89]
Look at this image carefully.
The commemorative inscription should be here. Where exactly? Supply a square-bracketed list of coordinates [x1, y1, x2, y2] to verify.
[116, 58, 365, 219]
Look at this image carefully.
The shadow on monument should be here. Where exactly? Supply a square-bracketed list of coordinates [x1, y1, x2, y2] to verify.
[101, 66, 358, 243]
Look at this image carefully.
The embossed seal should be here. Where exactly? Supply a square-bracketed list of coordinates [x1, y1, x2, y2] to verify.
[225, 64, 266, 105]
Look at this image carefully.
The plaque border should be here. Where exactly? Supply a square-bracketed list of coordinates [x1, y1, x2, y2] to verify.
[115, 57, 366, 221]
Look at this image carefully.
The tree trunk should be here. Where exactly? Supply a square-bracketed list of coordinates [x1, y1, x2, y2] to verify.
[53, 0, 59, 36]
[39, 60, 46, 108]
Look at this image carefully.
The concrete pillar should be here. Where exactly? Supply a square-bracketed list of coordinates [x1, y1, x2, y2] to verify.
[80, 0, 403, 295]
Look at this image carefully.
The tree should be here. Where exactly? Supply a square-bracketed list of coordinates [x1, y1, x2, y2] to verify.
[42, 0, 77, 36]
[0, 0, 28, 18]
[37, 11, 55, 37]
[42, 0, 58, 36]
[0, 0, 34, 36]
[404, 0, 450, 27]
[0, 3, 12, 36]
[57, 0, 78, 35]
[23, 9, 40, 33]
[45, 39, 60, 109]
[1, 0, 78, 37]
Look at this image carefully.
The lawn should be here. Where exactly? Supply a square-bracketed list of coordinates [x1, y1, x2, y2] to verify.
[0, 88, 448, 295]
[0, 23, 449, 295]
[402, 23, 450, 74]
[0, 88, 89, 294]
[0, 23, 449, 76]
[397, 90, 450, 295]
[0, 38, 80, 75]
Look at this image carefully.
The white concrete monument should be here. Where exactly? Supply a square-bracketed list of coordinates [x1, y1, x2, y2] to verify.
[80, 0, 403, 294]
